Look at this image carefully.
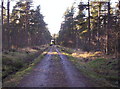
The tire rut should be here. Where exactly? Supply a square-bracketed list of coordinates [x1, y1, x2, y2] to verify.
[56, 46, 95, 87]
[18, 46, 94, 87]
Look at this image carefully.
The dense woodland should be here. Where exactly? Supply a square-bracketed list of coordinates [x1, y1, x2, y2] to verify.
[1, 0, 120, 58]
[57, 1, 120, 57]
[1, 0, 119, 87]
[2, 0, 51, 50]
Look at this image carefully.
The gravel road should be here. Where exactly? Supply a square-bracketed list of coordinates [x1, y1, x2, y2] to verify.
[18, 46, 95, 87]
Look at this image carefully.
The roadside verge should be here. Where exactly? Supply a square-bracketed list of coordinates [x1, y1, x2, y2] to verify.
[57, 45, 119, 87]
[2, 45, 50, 87]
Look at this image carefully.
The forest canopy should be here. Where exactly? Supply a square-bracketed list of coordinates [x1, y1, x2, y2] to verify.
[57, 0, 120, 57]
[2, 0, 52, 49]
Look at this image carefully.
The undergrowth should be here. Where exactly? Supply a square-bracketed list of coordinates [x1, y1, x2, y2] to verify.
[2, 45, 49, 87]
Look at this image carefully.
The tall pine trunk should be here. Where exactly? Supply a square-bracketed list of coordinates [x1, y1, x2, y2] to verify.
[106, 2, 111, 55]
[7, 0, 11, 49]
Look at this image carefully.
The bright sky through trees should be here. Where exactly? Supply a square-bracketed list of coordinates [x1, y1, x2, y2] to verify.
[4, 0, 118, 35]
[33, 0, 80, 35]
[31, 0, 118, 35]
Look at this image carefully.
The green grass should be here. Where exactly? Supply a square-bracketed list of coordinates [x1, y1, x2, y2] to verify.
[69, 56, 118, 87]
[58, 46, 119, 87]
[2, 51, 48, 87]
[57, 45, 74, 54]
[2, 52, 27, 79]
[2, 45, 49, 87]
[88, 58, 118, 86]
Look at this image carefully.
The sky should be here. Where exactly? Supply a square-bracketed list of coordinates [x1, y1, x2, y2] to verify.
[33, 0, 79, 35]
[2, 0, 78, 35]
[2, 0, 119, 35]
[6, 0, 80, 35]
[33, 0, 118, 35]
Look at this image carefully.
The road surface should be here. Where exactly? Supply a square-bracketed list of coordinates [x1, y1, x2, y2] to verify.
[18, 46, 95, 87]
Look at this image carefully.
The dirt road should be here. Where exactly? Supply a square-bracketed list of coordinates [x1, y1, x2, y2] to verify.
[18, 46, 95, 87]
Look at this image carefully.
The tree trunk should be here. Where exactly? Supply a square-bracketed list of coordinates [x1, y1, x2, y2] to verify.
[106, 2, 111, 55]
[106, 30, 110, 55]
[88, 1, 91, 52]
[7, 0, 10, 49]
[117, 32, 120, 58]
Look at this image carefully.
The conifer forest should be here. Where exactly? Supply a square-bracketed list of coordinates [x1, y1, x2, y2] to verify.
[1, 0, 120, 88]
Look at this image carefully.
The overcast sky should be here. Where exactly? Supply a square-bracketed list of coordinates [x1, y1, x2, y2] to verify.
[2, 0, 119, 35]
[4, 0, 78, 35]
[33, 0, 79, 35]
